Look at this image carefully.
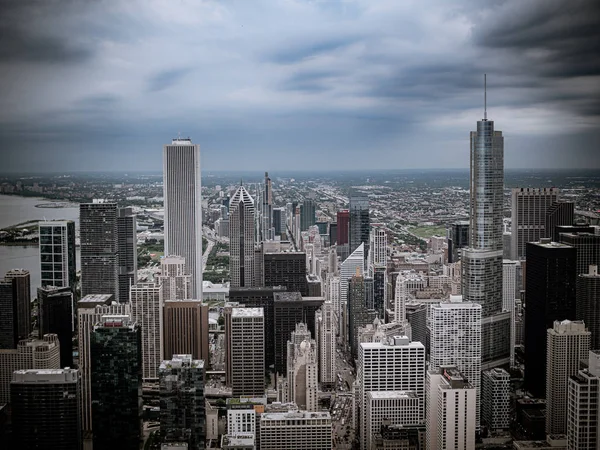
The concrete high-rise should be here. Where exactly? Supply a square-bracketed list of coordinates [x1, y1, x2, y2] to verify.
[315, 301, 336, 385]
[80, 200, 119, 300]
[130, 282, 163, 381]
[481, 368, 511, 431]
[229, 185, 256, 288]
[163, 300, 209, 363]
[260, 411, 332, 450]
[38, 285, 74, 368]
[117, 208, 138, 303]
[462, 102, 510, 369]
[525, 240, 577, 398]
[511, 187, 559, 260]
[503, 259, 519, 366]
[348, 270, 378, 360]
[163, 138, 203, 297]
[11, 368, 81, 450]
[158, 255, 192, 301]
[577, 266, 600, 349]
[286, 324, 318, 411]
[349, 191, 370, 258]
[90, 315, 142, 450]
[159, 354, 206, 450]
[369, 224, 387, 270]
[546, 320, 590, 435]
[365, 391, 421, 450]
[430, 300, 482, 429]
[39, 220, 77, 290]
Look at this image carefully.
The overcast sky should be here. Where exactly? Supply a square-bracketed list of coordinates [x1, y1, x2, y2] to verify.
[0, 0, 598, 172]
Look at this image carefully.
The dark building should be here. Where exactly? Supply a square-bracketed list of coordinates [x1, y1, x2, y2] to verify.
[337, 210, 349, 246]
[372, 268, 386, 319]
[559, 232, 600, 275]
[39, 221, 77, 291]
[406, 303, 428, 349]
[80, 202, 119, 301]
[316, 221, 328, 235]
[448, 221, 469, 263]
[307, 274, 322, 297]
[545, 201, 575, 242]
[0, 279, 17, 349]
[577, 266, 600, 350]
[349, 192, 370, 258]
[524, 240, 577, 398]
[273, 292, 324, 374]
[263, 252, 308, 296]
[373, 422, 425, 450]
[117, 208, 138, 303]
[38, 285, 74, 368]
[90, 315, 142, 450]
[159, 355, 206, 450]
[273, 208, 283, 236]
[348, 274, 377, 360]
[229, 286, 287, 371]
[555, 224, 595, 238]
[329, 222, 338, 246]
[11, 368, 81, 450]
[300, 199, 316, 232]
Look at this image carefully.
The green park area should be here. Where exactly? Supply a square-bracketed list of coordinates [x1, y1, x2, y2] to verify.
[408, 225, 447, 239]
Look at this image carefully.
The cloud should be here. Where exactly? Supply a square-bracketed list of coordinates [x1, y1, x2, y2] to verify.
[147, 68, 193, 92]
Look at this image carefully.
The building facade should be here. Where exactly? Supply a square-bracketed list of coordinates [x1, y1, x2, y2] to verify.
[315, 301, 336, 385]
[229, 307, 265, 397]
[130, 282, 163, 381]
[229, 185, 256, 288]
[260, 411, 332, 450]
[577, 266, 600, 349]
[163, 300, 209, 363]
[349, 192, 370, 258]
[117, 208, 138, 303]
[481, 368, 511, 431]
[39, 220, 77, 290]
[38, 285, 74, 368]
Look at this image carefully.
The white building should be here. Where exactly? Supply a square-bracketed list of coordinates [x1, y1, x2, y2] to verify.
[394, 271, 426, 323]
[365, 391, 421, 450]
[340, 243, 364, 343]
[229, 185, 256, 288]
[286, 330, 318, 412]
[567, 350, 600, 450]
[430, 300, 482, 429]
[230, 307, 265, 397]
[357, 336, 426, 450]
[326, 275, 341, 333]
[163, 138, 203, 297]
[481, 368, 511, 431]
[426, 366, 476, 450]
[546, 320, 590, 435]
[315, 301, 336, 385]
[369, 225, 387, 272]
[260, 410, 332, 450]
[158, 256, 191, 301]
[130, 282, 163, 381]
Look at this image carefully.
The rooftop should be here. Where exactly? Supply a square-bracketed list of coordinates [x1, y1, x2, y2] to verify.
[78, 294, 114, 304]
[12, 368, 79, 384]
[160, 354, 204, 370]
[261, 411, 331, 421]
[367, 391, 417, 400]
[232, 307, 263, 317]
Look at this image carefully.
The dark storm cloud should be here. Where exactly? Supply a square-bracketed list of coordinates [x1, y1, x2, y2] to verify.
[147, 68, 193, 92]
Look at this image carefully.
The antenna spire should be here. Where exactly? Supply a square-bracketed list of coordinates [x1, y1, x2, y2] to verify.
[484, 74, 487, 121]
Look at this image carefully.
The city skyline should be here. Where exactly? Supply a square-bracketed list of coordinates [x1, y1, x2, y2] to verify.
[1, 1, 598, 173]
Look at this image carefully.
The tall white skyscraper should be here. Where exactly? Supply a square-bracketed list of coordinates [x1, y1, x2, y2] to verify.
[546, 320, 590, 435]
[130, 282, 163, 381]
[430, 300, 482, 429]
[315, 301, 336, 385]
[229, 185, 256, 288]
[163, 138, 203, 298]
[567, 350, 600, 450]
[39, 220, 77, 289]
[327, 274, 341, 332]
[369, 224, 387, 272]
[394, 271, 426, 323]
[158, 255, 191, 301]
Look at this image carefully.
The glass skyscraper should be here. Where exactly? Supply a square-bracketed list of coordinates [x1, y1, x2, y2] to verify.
[349, 191, 370, 260]
[39, 220, 76, 290]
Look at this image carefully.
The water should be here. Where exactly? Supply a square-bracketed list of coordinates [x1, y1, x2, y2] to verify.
[0, 195, 80, 298]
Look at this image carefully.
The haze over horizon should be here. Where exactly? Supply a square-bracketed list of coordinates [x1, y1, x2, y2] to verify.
[1, 0, 598, 173]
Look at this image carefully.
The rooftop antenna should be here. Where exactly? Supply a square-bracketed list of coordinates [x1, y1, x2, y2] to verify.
[484, 74, 487, 121]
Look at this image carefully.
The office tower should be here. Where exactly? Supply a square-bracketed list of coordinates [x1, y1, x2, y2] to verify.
[260, 411, 331, 450]
[226, 396, 267, 446]
[358, 337, 426, 450]
[228, 307, 265, 396]
[286, 325, 318, 411]
[578, 266, 600, 349]
[337, 210, 350, 246]
[393, 272, 425, 324]
[0, 333, 60, 404]
[366, 391, 421, 450]
[462, 103, 509, 369]
[372, 267, 386, 319]
[159, 355, 206, 450]
[273, 207, 283, 236]
[426, 366, 476, 450]
[340, 242, 365, 315]
[117, 208, 137, 303]
[130, 282, 163, 381]
[348, 271, 378, 360]
[448, 221, 469, 263]
[229, 185, 256, 288]
[300, 199, 316, 232]
[430, 301, 482, 428]
[546, 320, 590, 434]
[262, 172, 274, 241]
[405, 303, 427, 347]
[511, 187, 559, 260]
[567, 349, 600, 450]
[559, 232, 600, 275]
[329, 222, 338, 246]
[0, 277, 20, 349]
[39, 220, 77, 289]
[159, 255, 192, 301]
[77, 294, 128, 437]
[349, 191, 370, 257]
[369, 224, 387, 270]
[163, 300, 209, 363]
[481, 368, 511, 431]
[545, 201, 575, 242]
[315, 301, 336, 385]
[3, 269, 31, 343]
[273, 292, 324, 374]
[80, 200, 119, 300]
[263, 252, 308, 295]
[38, 285, 73, 368]
[11, 368, 81, 450]
[525, 240, 577, 398]
[90, 315, 142, 450]
[163, 138, 203, 298]
[503, 260, 519, 366]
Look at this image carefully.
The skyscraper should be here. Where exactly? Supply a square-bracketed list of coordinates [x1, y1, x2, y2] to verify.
[117, 208, 138, 303]
[525, 240, 577, 398]
[546, 320, 590, 434]
[559, 232, 600, 276]
[261, 172, 274, 241]
[448, 221, 469, 263]
[229, 185, 256, 288]
[130, 282, 163, 381]
[80, 200, 119, 301]
[11, 368, 81, 450]
[301, 199, 316, 232]
[263, 251, 308, 296]
[462, 95, 510, 368]
[567, 350, 600, 450]
[39, 220, 77, 289]
[545, 201, 575, 242]
[159, 354, 206, 450]
[286, 324, 318, 411]
[337, 210, 350, 246]
[349, 191, 370, 258]
[90, 315, 142, 450]
[4, 269, 31, 342]
[315, 301, 336, 385]
[158, 255, 192, 301]
[0, 278, 17, 349]
[38, 285, 74, 368]
[163, 138, 203, 297]
[511, 187, 559, 260]
[577, 266, 600, 349]
[369, 224, 387, 270]
[163, 300, 209, 363]
[481, 368, 511, 431]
